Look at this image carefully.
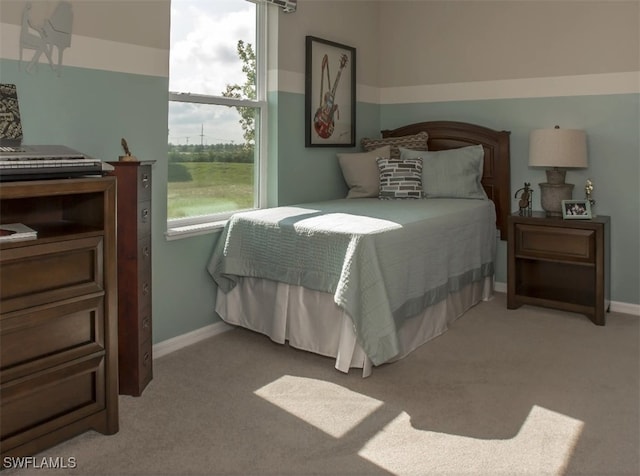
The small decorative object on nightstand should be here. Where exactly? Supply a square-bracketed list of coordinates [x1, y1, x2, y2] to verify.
[507, 212, 610, 325]
[514, 182, 533, 216]
[562, 199, 592, 219]
[585, 178, 596, 216]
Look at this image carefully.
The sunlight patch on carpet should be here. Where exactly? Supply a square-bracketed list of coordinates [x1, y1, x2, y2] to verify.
[358, 405, 584, 475]
[254, 375, 383, 438]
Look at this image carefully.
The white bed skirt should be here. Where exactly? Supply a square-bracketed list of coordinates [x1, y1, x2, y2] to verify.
[215, 277, 493, 377]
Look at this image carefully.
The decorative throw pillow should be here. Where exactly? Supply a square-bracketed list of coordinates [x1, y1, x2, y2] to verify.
[361, 131, 429, 160]
[376, 157, 423, 199]
[400, 144, 487, 199]
[337, 146, 391, 198]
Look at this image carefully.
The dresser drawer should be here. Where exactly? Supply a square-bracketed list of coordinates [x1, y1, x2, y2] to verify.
[138, 268, 151, 309]
[139, 307, 152, 344]
[138, 235, 151, 268]
[138, 339, 153, 388]
[0, 354, 105, 445]
[137, 166, 152, 202]
[137, 200, 151, 237]
[515, 224, 595, 263]
[0, 236, 104, 313]
[1, 296, 104, 382]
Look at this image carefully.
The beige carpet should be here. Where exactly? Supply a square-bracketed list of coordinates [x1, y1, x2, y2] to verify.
[5, 293, 639, 475]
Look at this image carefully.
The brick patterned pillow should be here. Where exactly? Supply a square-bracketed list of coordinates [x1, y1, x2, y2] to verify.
[361, 131, 428, 160]
[377, 157, 423, 199]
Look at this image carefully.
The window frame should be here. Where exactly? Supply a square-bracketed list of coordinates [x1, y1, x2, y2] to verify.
[166, 2, 268, 240]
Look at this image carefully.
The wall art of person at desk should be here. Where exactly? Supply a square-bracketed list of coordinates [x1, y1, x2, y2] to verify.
[20, 1, 73, 75]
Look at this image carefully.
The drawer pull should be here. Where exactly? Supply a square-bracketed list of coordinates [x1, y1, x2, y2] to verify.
[143, 246, 150, 258]
[142, 317, 150, 329]
[141, 174, 150, 188]
[143, 352, 151, 366]
[141, 208, 149, 222]
[142, 282, 150, 295]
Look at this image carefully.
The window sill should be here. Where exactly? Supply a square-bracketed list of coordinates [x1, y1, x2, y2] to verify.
[165, 220, 226, 241]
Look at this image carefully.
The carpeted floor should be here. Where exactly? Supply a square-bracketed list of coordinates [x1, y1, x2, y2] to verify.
[4, 293, 639, 475]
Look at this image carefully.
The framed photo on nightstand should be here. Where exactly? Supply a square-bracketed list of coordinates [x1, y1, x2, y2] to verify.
[562, 199, 592, 219]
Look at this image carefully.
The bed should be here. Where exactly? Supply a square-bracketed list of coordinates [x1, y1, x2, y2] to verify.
[207, 121, 511, 376]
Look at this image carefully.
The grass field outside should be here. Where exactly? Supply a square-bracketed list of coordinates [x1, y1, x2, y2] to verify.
[167, 162, 254, 219]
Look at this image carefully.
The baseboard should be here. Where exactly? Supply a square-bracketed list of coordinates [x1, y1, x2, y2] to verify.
[154, 286, 639, 359]
[153, 321, 233, 360]
[494, 281, 640, 316]
[494, 281, 507, 294]
[608, 301, 640, 316]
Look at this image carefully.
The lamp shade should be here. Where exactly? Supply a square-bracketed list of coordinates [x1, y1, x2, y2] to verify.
[529, 127, 587, 168]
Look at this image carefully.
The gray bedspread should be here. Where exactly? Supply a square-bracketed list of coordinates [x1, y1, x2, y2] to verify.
[207, 198, 496, 365]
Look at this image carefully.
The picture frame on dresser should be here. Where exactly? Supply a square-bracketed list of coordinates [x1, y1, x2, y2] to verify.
[562, 199, 592, 219]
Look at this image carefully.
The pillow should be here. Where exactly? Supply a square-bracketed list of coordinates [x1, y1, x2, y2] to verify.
[376, 157, 423, 199]
[400, 144, 487, 199]
[337, 146, 391, 198]
[361, 131, 428, 160]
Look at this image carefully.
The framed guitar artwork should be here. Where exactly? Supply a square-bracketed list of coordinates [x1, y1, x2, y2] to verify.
[305, 36, 356, 147]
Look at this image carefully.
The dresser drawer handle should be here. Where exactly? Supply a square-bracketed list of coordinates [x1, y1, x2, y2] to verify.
[142, 317, 150, 329]
[142, 282, 150, 295]
[143, 352, 151, 366]
[141, 174, 150, 188]
[142, 246, 150, 258]
[141, 208, 149, 222]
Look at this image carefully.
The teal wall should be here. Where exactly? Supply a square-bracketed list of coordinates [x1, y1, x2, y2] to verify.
[272, 90, 640, 306]
[0, 59, 223, 344]
[379, 94, 640, 301]
[1, 0, 638, 351]
[0, 61, 166, 165]
[2, 58, 638, 350]
[272, 92, 382, 206]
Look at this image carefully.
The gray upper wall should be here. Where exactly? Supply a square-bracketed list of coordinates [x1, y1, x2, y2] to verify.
[279, 0, 638, 89]
[0, 0, 170, 50]
[377, 1, 639, 87]
[3, 1, 636, 88]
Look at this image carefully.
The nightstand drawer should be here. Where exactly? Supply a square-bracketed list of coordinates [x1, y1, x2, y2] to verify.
[515, 224, 595, 263]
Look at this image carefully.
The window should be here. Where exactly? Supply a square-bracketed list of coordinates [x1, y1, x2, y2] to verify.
[167, 0, 266, 238]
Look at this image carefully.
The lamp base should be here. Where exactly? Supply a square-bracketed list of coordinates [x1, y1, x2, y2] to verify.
[546, 168, 566, 185]
[539, 182, 574, 216]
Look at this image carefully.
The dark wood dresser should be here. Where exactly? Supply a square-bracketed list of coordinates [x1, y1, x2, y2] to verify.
[507, 212, 610, 325]
[107, 160, 154, 396]
[0, 177, 119, 458]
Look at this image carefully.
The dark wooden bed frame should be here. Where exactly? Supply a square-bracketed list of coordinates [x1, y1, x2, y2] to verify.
[381, 121, 511, 240]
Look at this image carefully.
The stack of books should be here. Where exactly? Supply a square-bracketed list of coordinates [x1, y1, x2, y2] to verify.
[0, 223, 37, 242]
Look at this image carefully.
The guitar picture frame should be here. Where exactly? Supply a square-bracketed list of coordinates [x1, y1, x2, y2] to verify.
[305, 36, 356, 147]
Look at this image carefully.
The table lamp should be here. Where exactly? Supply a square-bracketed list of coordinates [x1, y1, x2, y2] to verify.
[529, 126, 587, 216]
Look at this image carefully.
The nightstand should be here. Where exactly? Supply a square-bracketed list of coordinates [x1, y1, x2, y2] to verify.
[507, 212, 610, 325]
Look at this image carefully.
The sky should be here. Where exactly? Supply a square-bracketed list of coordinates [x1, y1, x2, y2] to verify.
[168, 0, 255, 146]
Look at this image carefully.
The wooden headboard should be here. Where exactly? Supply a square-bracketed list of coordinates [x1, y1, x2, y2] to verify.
[381, 121, 511, 240]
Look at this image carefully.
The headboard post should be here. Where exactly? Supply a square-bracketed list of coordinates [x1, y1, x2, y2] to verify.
[381, 121, 511, 240]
